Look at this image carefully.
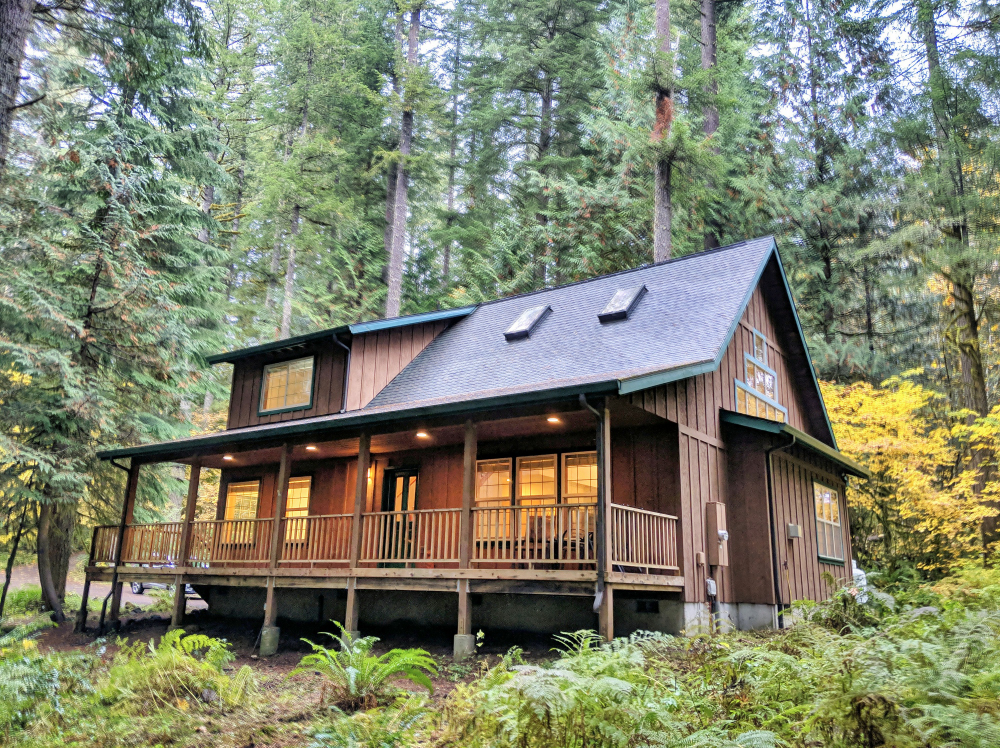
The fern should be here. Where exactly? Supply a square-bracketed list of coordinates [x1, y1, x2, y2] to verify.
[290, 622, 438, 711]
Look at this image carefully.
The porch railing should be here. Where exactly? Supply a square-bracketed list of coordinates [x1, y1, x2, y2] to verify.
[187, 518, 273, 567]
[88, 502, 679, 574]
[610, 504, 679, 572]
[359, 508, 462, 564]
[279, 514, 352, 565]
[471, 502, 597, 566]
[122, 522, 184, 565]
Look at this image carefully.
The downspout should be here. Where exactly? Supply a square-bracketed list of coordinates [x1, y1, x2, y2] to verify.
[765, 433, 796, 629]
[579, 394, 607, 613]
[100, 458, 131, 633]
[332, 334, 351, 413]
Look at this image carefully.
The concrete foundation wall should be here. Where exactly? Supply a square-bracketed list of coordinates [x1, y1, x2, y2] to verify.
[201, 586, 778, 637]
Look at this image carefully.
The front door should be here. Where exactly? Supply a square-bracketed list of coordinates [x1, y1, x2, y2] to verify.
[380, 469, 418, 565]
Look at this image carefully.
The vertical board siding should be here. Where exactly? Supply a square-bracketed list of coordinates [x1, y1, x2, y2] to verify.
[226, 344, 347, 429]
[771, 450, 850, 603]
[345, 321, 450, 410]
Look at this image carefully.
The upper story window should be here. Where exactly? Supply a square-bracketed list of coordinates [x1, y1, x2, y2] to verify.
[260, 356, 314, 413]
[735, 329, 786, 423]
[814, 482, 844, 562]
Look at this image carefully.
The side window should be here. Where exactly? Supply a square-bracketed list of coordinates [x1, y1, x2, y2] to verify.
[814, 482, 844, 561]
[284, 476, 312, 542]
[260, 356, 314, 413]
[735, 330, 786, 423]
[224, 480, 260, 521]
[516, 455, 557, 506]
[476, 458, 512, 507]
[562, 452, 597, 504]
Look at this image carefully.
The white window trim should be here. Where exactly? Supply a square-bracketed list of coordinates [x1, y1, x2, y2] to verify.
[561, 451, 598, 503]
[751, 327, 768, 365]
[475, 458, 513, 505]
[743, 352, 779, 401]
[814, 482, 845, 562]
[259, 356, 315, 414]
[734, 380, 787, 419]
[515, 454, 558, 505]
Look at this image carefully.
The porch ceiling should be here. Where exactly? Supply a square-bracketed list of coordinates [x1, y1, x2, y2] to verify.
[177, 407, 599, 469]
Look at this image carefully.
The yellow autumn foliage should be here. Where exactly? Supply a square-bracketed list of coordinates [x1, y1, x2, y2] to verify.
[822, 372, 996, 574]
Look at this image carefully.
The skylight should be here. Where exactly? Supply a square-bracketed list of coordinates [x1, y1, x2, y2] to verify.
[504, 305, 551, 341]
[598, 285, 647, 323]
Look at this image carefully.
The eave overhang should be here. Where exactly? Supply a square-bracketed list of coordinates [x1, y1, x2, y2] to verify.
[720, 411, 870, 479]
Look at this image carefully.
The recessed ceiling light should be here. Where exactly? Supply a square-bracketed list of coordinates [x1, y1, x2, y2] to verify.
[416, 431, 430, 438]
[306, 445, 317, 451]
[547, 416, 561, 423]
[223, 454, 234, 461]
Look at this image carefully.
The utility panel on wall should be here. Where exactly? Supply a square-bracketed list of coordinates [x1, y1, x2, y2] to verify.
[706, 502, 729, 567]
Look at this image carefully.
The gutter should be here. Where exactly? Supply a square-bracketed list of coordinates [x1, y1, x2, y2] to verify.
[765, 433, 796, 628]
[332, 334, 351, 413]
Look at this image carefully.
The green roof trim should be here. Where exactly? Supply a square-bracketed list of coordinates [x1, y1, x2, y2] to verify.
[720, 411, 870, 478]
[206, 326, 350, 365]
[205, 306, 477, 365]
[348, 306, 476, 335]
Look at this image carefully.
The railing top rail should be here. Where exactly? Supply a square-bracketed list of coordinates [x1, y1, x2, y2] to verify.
[611, 503, 678, 521]
[189, 517, 274, 524]
[126, 522, 182, 528]
[471, 502, 598, 511]
[284, 513, 353, 520]
[363, 508, 462, 516]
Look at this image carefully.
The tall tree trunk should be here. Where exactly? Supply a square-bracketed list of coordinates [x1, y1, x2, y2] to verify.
[281, 204, 298, 337]
[700, 0, 720, 250]
[37, 501, 66, 622]
[384, 12, 405, 274]
[652, 0, 673, 263]
[386, 6, 420, 318]
[0, 0, 34, 180]
[0, 504, 28, 619]
[443, 22, 461, 284]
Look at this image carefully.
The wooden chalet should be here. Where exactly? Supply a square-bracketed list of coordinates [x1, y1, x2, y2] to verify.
[82, 237, 869, 657]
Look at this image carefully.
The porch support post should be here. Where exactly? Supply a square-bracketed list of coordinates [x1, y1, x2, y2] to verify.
[344, 432, 370, 644]
[596, 402, 614, 641]
[170, 459, 201, 630]
[455, 419, 477, 660]
[106, 461, 139, 632]
[261, 444, 291, 656]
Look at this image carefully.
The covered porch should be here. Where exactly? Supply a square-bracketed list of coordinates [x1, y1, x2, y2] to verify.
[83, 398, 684, 654]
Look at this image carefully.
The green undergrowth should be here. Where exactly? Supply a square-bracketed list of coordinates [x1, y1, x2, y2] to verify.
[1, 585, 88, 623]
[6, 566, 1000, 747]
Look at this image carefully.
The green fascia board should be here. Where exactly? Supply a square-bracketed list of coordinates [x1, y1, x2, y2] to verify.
[719, 411, 870, 478]
[97, 380, 618, 462]
[206, 325, 350, 365]
[617, 238, 839, 449]
[348, 306, 476, 335]
[205, 306, 477, 365]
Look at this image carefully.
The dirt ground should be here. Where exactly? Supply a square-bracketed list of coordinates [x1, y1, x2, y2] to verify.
[9, 552, 208, 611]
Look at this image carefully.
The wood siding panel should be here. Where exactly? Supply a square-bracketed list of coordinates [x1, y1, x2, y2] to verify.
[344, 322, 452, 410]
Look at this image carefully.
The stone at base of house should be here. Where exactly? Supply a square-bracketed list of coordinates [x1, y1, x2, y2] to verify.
[259, 625, 280, 657]
[453, 634, 477, 660]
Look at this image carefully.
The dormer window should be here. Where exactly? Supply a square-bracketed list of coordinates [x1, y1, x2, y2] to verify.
[260, 356, 314, 414]
[735, 331, 786, 423]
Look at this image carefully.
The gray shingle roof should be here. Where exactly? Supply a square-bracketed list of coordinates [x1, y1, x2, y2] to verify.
[368, 236, 776, 411]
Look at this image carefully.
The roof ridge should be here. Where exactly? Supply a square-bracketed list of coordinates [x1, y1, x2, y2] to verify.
[472, 235, 776, 309]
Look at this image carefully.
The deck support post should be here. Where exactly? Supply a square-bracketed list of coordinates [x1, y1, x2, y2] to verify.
[598, 584, 614, 641]
[585, 397, 614, 641]
[344, 433, 370, 645]
[454, 420, 477, 659]
[170, 459, 201, 630]
[74, 528, 98, 632]
[261, 444, 291, 656]
[106, 461, 140, 632]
